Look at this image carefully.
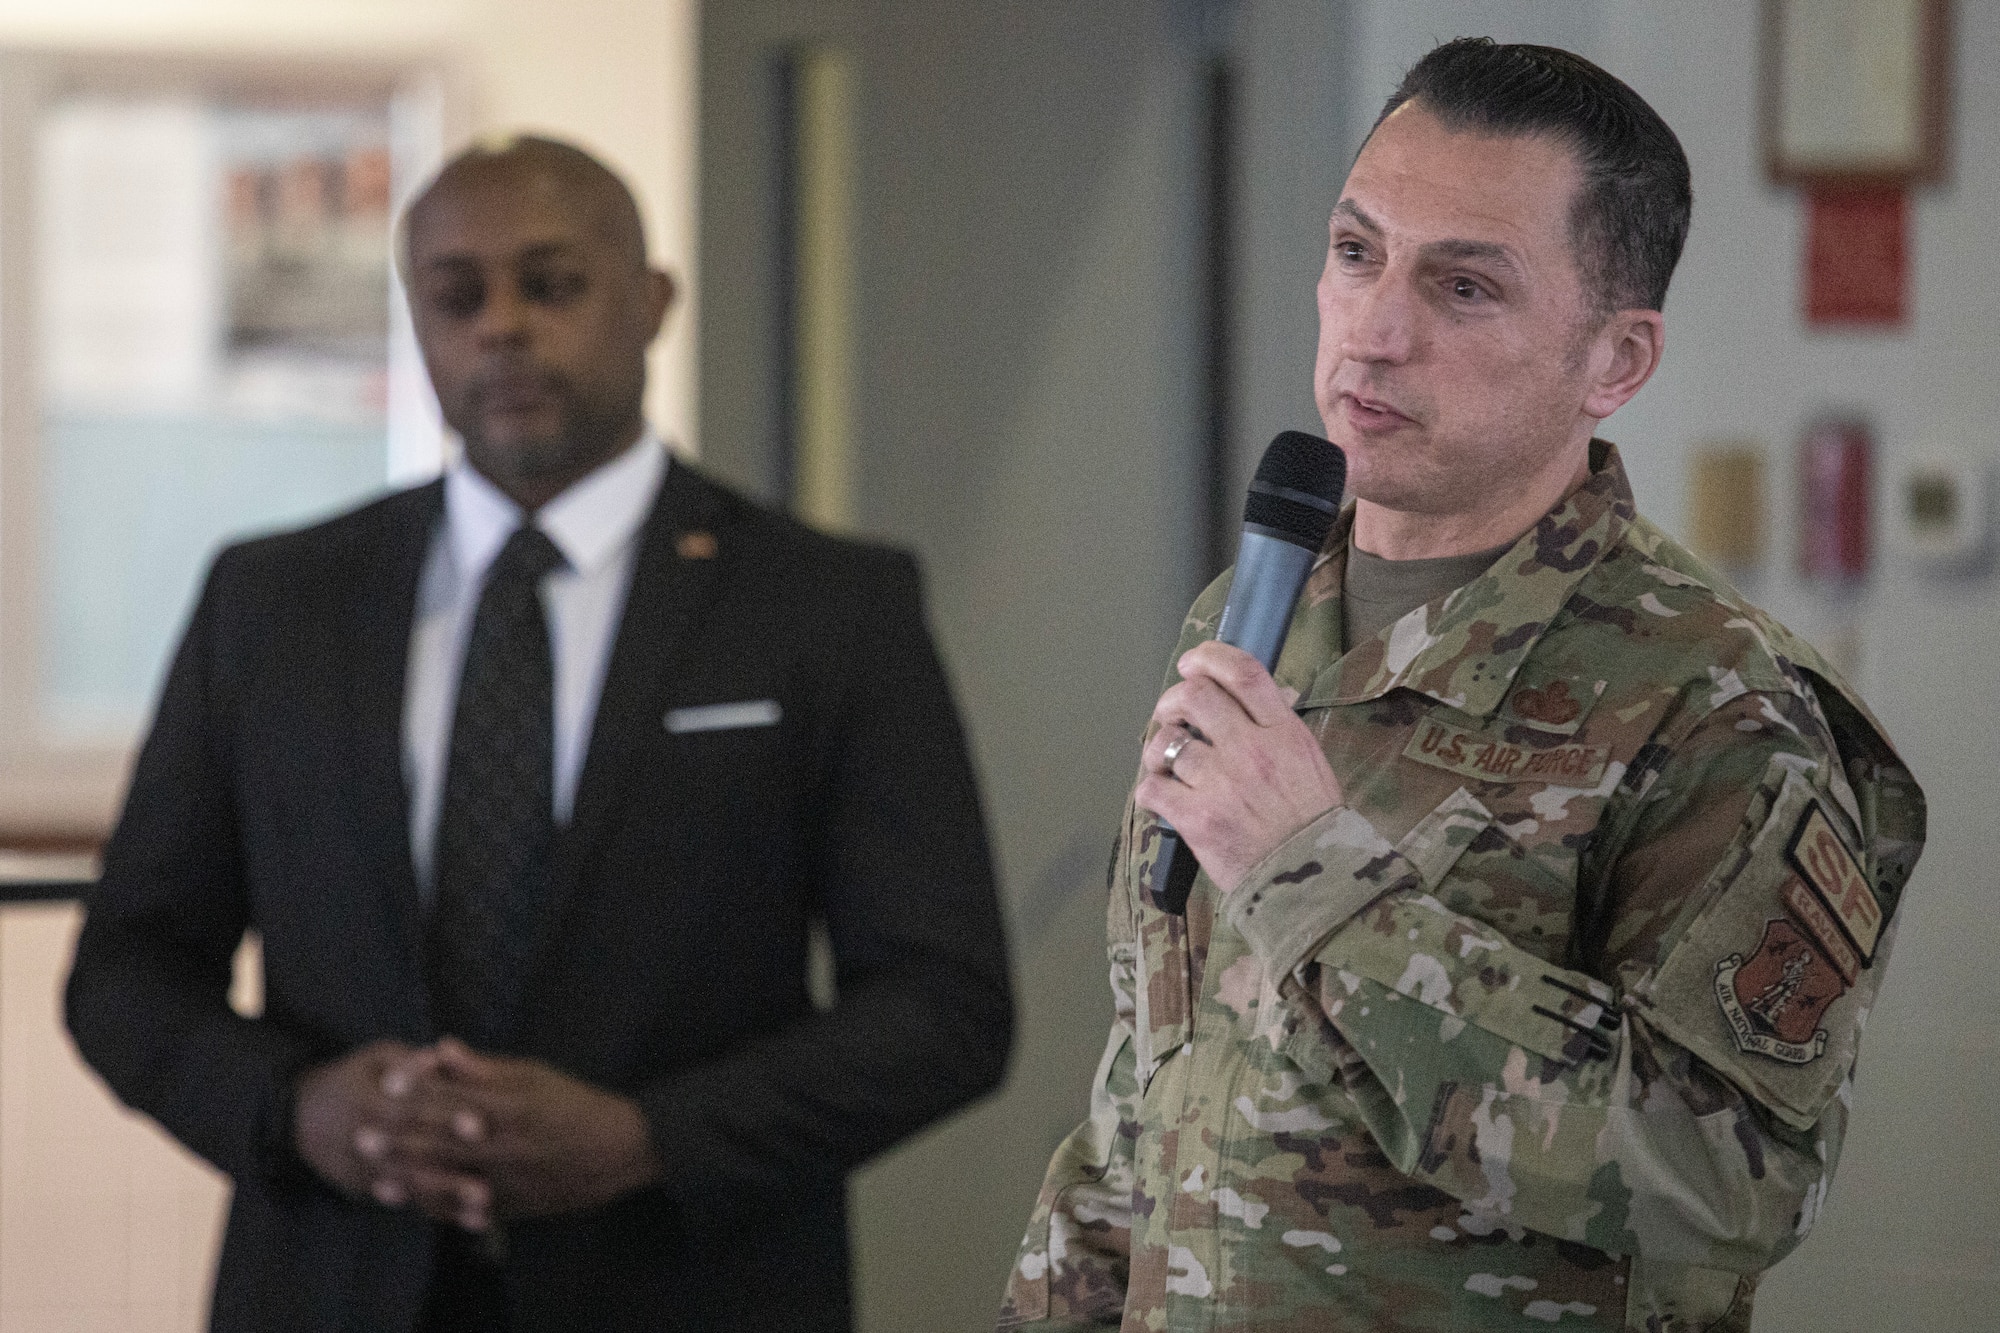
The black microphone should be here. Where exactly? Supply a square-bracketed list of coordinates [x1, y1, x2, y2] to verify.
[1146, 431, 1346, 915]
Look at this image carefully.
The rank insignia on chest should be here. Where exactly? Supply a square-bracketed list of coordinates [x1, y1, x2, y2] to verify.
[1508, 678, 1585, 727]
[1714, 918, 1845, 1063]
[1402, 717, 1610, 786]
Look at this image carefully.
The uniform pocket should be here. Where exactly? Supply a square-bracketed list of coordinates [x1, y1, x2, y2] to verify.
[1320, 894, 1614, 1066]
[1128, 812, 1189, 1088]
[1393, 786, 1494, 890]
[1000, 1029, 1140, 1326]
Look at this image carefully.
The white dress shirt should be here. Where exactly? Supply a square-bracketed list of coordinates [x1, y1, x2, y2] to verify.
[403, 430, 669, 895]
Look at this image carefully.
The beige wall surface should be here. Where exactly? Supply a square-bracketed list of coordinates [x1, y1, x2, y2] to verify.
[1, 905, 229, 1333]
[0, 0, 699, 457]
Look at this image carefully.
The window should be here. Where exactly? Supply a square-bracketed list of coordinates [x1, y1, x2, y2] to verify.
[0, 50, 454, 841]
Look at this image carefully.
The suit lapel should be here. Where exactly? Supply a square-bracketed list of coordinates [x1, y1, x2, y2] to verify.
[540, 463, 734, 937]
[347, 481, 442, 1031]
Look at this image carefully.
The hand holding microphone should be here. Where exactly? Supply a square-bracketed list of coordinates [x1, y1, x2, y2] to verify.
[1139, 431, 1346, 914]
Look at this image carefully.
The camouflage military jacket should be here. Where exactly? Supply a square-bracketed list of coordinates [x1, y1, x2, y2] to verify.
[1000, 443, 1924, 1332]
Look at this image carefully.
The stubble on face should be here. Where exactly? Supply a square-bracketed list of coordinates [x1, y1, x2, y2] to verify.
[457, 364, 632, 494]
[1313, 105, 1606, 551]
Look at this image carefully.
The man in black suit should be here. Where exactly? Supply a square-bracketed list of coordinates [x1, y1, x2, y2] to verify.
[65, 136, 1012, 1333]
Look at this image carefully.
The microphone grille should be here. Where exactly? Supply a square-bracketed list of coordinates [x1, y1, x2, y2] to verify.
[1243, 431, 1346, 547]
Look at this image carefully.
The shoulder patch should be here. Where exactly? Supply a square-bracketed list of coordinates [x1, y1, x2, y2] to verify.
[1714, 918, 1845, 1064]
[1780, 875, 1861, 984]
[1787, 803, 1881, 963]
[1637, 762, 1888, 1127]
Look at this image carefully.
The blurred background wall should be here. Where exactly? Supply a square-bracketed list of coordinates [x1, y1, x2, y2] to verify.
[0, 0, 699, 451]
[0, 1, 1994, 1331]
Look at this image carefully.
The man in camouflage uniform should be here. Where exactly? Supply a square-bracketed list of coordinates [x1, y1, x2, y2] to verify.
[1000, 39, 1924, 1333]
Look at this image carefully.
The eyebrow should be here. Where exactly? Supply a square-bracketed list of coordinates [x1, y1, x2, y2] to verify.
[1332, 200, 1526, 283]
[1419, 238, 1525, 282]
[1331, 198, 1380, 233]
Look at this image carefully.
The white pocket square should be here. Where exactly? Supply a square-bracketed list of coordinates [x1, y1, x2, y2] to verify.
[665, 700, 782, 734]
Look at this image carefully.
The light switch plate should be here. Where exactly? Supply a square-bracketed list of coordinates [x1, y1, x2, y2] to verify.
[1894, 454, 1992, 566]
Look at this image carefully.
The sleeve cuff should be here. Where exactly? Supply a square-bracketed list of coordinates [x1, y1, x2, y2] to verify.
[1227, 805, 1416, 981]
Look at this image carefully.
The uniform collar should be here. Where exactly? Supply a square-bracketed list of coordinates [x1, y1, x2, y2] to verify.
[1282, 439, 1637, 720]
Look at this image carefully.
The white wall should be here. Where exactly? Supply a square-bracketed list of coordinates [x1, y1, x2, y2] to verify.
[0, 0, 702, 454]
[1341, 4, 2000, 1328]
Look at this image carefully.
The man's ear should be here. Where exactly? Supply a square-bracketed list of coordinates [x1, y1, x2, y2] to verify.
[1581, 308, 1664, 421]
[643, 269, 677, 343]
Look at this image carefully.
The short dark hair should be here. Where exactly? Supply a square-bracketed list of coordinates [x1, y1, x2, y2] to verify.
[1373, 37, 1692, 317]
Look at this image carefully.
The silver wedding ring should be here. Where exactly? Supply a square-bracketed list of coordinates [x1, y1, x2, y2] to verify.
[1162, 734, 1193, 776]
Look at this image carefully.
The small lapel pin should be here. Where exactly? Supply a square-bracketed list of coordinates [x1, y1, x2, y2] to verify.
[676, 530, 718, 560]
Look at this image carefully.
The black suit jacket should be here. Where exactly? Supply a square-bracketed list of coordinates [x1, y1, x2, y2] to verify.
[65, 461, 1013, 1332]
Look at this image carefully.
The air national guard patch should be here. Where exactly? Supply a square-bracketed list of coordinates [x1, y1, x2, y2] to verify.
[1714, 918, 1844, 1064]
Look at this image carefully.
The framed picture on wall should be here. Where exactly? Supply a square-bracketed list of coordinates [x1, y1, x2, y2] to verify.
[1761, 0, 1952, 184]
[0, 49, 459, 844]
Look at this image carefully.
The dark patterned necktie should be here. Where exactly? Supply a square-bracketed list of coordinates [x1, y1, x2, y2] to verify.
[426, 524, 567, 1052]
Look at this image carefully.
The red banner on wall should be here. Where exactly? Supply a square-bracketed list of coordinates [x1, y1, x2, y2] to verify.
[1804, 185, 1908, 327]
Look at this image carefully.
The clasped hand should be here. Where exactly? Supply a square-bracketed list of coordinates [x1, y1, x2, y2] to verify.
[1134, 640, 1345, 893]
[293, 1038, 662, 1232]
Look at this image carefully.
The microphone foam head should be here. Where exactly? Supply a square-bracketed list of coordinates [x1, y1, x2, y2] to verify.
[1244, 431, 1346, 549]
